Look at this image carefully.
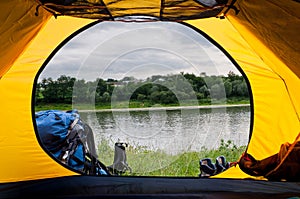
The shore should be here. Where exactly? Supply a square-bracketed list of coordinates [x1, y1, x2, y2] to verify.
[78, 104, 250, 113]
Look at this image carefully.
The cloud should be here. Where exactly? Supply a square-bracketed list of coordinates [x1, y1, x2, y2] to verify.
[40, 21, 240, 81]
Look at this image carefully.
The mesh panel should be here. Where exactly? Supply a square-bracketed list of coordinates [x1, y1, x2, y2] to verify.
[38, 0, 228, 20]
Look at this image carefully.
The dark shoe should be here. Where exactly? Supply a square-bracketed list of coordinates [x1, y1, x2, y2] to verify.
[199, 158, 217, 177]
[215, 155, 230, 174]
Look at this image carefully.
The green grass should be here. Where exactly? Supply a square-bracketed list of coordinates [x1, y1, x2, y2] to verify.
[35, 103, 72, 111]
[35, 97, 250, 112]
[98, 139, 246, 177]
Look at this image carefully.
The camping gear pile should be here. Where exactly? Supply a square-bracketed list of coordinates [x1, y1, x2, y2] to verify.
[35, 109, 109, 175]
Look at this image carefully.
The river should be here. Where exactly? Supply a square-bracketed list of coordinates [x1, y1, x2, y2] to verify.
[79, 104, 251, 155]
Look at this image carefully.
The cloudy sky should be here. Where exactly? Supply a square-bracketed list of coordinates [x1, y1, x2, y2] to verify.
[40, 21, 241, 81]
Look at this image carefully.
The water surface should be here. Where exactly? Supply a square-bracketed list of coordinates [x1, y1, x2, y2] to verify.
[80, 105, 251, 155]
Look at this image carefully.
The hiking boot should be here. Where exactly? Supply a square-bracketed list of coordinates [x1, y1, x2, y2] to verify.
[215, 155, 230, 174]
[199, 158, 217, 177]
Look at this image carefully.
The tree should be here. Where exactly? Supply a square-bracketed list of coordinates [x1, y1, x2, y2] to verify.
[96, 78, 108, 96]
[137, 94, 146, 101]
[227, 71, 240, 82]
[102, 92, 111, 103]
[132, 83, 153, 100]
[224, 80, 232, 97]
[160, 90, 178, 104]
[35, 83, 43, 103]
[236, 80, 249, 97]
[73, 79, 88, 103]
[199, 85, 210, 98]
[149, 91, 161, 103]
[36, 71, 250, 107]
[56, 75, 75, 103]
[210, 84, 225, 100]
[40, 77, 58, 103]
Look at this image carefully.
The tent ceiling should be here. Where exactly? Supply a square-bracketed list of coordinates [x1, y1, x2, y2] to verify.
[37, 0, 231, 20]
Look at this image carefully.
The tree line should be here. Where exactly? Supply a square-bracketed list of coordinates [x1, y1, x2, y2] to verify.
[35, 71, 249, 106]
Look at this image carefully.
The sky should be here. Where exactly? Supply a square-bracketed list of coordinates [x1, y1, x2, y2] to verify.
[40, 21, 241, 81]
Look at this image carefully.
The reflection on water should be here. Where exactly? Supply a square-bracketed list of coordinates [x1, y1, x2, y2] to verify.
[80, 105, 251, 154]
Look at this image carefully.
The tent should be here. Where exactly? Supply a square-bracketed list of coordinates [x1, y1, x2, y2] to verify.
[0, 0, 300, 198]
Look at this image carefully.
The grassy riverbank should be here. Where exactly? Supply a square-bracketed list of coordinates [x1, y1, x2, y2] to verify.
[35, 99, 248, 177]
[98, 139, 246, 177]
[35, 98, 250, 112]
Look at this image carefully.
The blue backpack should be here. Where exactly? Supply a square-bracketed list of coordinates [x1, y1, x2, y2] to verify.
[35, 109, 109, 175]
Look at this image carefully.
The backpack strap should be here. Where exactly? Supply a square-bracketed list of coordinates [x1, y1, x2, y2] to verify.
[59, 115, 79, 163]
[59, 118, 110, 176]
[59, 122, 82, 165]
[84, 153, 111, 176]
[68, 116, 80, 134]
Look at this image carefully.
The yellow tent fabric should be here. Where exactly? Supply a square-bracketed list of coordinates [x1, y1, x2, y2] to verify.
[0, 2, 94, 182]
[0, 0, 299, 183]
[189, 0, 300, 159]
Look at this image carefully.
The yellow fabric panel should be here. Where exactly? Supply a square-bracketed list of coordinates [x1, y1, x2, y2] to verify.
[212, 165, 264, 180]
[226, 1, 300, 157]
[187, 15, 300, 175]
[0, 0, 49, 78]
[0, 13, 94, 182]
[235, 0, 300, 79]
[232, 0, 300, 132]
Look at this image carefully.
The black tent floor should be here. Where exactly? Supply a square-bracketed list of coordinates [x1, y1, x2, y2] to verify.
[1, 175, 300, 199]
